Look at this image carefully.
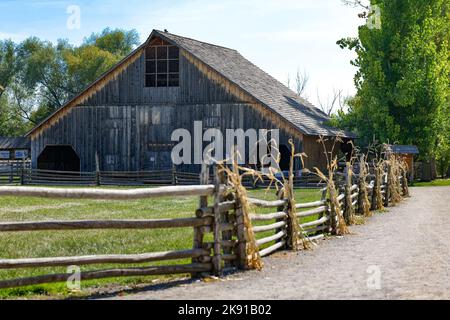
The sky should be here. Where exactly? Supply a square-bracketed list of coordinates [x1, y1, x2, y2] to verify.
[0, 0, 365, 107]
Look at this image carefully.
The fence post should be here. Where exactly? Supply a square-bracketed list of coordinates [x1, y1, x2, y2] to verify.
[327, 184, 339, 235]
[9, 163, 13, 184]
[212, 164, 223, 276]
[171, 164, 177, 185]
[20, 158, 25, 186]
[235, 195, 248, 270]
[384, 163, 391, 207]
[95, 152, 100, 186]
[192, 163, 210, 278]
[275, 189, 288, 248]
[218, 168, 233, 269]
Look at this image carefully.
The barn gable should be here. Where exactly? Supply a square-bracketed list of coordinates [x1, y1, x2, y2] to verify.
[27, 30, 354, 140]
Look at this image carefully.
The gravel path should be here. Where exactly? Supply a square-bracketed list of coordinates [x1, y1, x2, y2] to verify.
[107, 186, 450, 300]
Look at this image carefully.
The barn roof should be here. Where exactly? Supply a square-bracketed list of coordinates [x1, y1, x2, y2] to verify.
[0, 137, 30, 149]
[386, 144, 419, 154]
[27, 30, 355, 139]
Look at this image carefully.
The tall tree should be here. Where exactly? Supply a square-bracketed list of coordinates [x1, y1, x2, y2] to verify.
[0, 28, 140, 131]
[334, 0, 449, 162]
[0, 40, 18, 99]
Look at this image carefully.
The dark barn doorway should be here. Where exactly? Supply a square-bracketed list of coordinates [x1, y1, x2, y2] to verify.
[279, 144, 291, 171]
[37, 145, 80, 172]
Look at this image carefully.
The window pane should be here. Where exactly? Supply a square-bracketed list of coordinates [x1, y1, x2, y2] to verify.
[146, 47, 156, 59]
[169, 60, 179, 73]
[168, 73, 179, 87]
[168, 46, 179, 59]
[157, 60, 168, 73]
[157, 46, 167, 59]
[146, 74, 156, 87]
[157, 74, 168, 87]
[146, 60, 156, 73]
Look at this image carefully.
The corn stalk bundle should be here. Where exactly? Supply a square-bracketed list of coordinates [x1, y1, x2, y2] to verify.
[313, 136, 350, 235]
[220, 161, 262, 271]
[373, 160, 385, 210]
[344, 162, 356, 225]
[400, 162, 410, 197]
[314, 163, 349, 235]
[358, 156, 371, 217]
[387, 157, 402, 205]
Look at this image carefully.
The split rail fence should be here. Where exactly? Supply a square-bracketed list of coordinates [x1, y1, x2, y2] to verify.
[0, 161, 408, 290]
[0, 166, 325, 188]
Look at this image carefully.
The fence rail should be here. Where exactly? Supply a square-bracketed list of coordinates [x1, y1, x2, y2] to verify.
[0, 165, 327, 188]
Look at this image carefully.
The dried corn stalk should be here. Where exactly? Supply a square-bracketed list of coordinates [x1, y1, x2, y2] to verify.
[344, 161, 356, 225]
[400, 162, 410, 197]
[358, 155, 371, 217]
[387, 156, 402, 205]
[373, 159, 385, 210]
[313, 136, 350, 235]
[220, 159, 263, 270]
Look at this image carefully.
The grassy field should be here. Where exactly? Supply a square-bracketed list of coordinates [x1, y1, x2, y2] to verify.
[412, 178, 450, 187]
[0, 186, 322, 299]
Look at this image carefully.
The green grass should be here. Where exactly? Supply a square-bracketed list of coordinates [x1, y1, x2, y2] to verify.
[0, 187, 321, 299]
[412, 178, 450, 187]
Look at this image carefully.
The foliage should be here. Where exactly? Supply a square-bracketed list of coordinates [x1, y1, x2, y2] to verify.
[0, 28, 140, 136]
[334, 0, 450, 163]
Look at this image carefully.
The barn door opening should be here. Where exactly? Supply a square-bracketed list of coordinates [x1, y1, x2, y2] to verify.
[37, 145, 80, 172]
[279, 144, 291, 171]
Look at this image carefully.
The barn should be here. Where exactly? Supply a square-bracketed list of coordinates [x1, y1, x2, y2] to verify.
[26, 30, 354, 173]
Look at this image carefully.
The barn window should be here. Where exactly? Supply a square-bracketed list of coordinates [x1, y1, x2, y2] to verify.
[145, 44, 179, 87]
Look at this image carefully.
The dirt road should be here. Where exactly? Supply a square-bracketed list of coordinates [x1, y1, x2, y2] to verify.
[107, 186, 450, 300]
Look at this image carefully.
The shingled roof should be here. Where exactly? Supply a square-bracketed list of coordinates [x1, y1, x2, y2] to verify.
[27, 30, 355, 139]
[0, 137, 30, 149]
[155, 30, 355, 138]
[386, 144, 419, 154]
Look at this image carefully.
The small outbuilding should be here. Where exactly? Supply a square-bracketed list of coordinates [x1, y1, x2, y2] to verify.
[385, 144, 419, 181]
[0, 137, 31, 161]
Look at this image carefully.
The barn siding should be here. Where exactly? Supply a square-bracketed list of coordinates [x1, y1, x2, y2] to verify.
[32, 104, 300, 172]
[31, 40, 303, 172]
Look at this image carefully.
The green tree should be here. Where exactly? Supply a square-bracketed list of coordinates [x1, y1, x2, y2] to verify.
[84, 28, 140, 57]
[335, 0, 449, 163]
[0, 40, 18, 99]
[0, 27, 140, 136]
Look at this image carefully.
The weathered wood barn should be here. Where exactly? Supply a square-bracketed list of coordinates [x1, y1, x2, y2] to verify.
[26, 30, 354, 173]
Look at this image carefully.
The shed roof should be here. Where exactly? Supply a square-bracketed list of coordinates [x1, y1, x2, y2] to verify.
[0, 137, 30, 149]
[27, 30, 356, 139]
[386, 144, 419, 154]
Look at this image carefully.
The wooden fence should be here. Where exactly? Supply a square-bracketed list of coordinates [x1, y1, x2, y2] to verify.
[0, 165, 325, 188]
[0, 161, 407, 290]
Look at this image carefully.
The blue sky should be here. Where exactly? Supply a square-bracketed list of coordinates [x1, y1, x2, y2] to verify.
[0, 0, 364, 106]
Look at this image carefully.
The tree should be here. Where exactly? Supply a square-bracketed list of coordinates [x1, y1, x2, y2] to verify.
[317, 88, 344, 116]
[0, 40, 18, 99]
[335, 0, 449, 163]
[83, 28, 140, 57]
[287, 68, 309, 98]
[0, 27, 140, 136]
